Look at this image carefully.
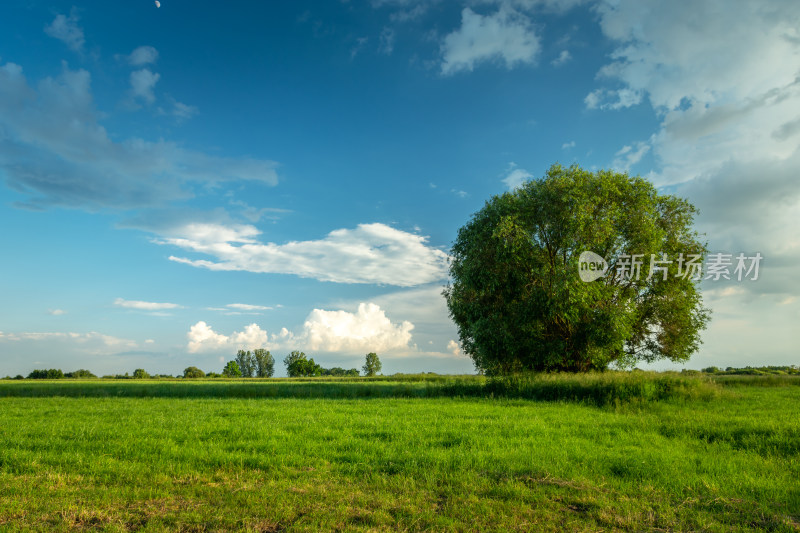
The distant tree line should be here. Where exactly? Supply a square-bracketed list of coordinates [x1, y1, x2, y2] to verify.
[699, 365, 799, 375]
[6, 351, 383, 380]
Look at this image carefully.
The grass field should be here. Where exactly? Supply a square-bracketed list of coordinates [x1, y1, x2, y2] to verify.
[0, 373, 798, 532]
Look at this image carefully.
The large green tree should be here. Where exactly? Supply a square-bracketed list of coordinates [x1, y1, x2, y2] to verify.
[444, 164, 710, 374]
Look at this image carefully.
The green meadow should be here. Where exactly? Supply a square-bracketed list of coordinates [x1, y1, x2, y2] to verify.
[0, 373, 798, 532]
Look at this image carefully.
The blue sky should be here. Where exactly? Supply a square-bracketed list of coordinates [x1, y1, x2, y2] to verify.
[1, 0, 798, 376]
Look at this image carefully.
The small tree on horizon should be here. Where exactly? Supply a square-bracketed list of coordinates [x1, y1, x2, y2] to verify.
[222, 360, 242, 377]
[362, 353, 382, 377]
[132, 368, 149, 379]
[235, 350, 256, 377]
[253, 348, 275, 377]
[183, 366, 205, 379]
[283, 351, 322, 377]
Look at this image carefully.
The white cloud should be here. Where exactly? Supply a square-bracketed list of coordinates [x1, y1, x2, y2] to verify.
[44, 12, 85, 52]
[447, 339, 461, 355]
[584, 88, 642, 110]
[114, 298, 181, 311]
[47, 309, 66, 316]
[612, 141, 650, 171]
[159, 222, 448, 287]
[0, 60, 278, 210]
[171, 101, 198, 120]
[440, 7, 540, 75]
[451, 189, 468, 198]
[561, 140, 575, 149]
[226, 303, 272, 311]
[502, 162, 533, 189]
[0, 331, 136, 349]
[130, 69, 160, 104]
[187, 321, 231, 353]
[329, 285, 463, 359]
[551, 49, 571, 66]
[304, 303, 413, 352]
[127, 46, 159, 66]
[186, 303, 412, 355]
[231, 323, 269, 348]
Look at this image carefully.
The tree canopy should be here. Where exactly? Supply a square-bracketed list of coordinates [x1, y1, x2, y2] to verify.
[444, 164, 710, 374]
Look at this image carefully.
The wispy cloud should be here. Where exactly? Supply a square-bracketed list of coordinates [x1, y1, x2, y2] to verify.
[114, 298, 182, 311]
[612, 141, 650, 171]
[0, 60, 278, 210]
[130, 68, 160, 104]
[551, 49, 571, 66]
[502, 162, 533, 190]
[158, 222, 448, 287]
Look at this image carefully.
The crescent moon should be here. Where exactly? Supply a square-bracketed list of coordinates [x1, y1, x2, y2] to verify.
[155, 1, 160, 7]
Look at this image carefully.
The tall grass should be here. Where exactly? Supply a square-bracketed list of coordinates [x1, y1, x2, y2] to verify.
[0, 371, 721, 405]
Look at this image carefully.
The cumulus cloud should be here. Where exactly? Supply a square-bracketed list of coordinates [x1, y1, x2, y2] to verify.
[561, 140, 575, 149]
[304, 303, 414, 352]
[158, 222, 448, 287]
[47, 309, 66, 316]
[447, 339, 461, 355]
[187, 321, 231, 353]
[502, 162, 533, 189]
[114, 298, 182, 311]
[186, 303, 413, 355]
[127, 46, 159, 66]
[231, 323, 269, 348]
[440, 7, 540, 75]
[0, 60, 278, 210]
[44, 12, 85, 52]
